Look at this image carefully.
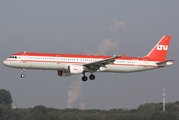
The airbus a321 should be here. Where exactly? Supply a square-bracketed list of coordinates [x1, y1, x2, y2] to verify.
[3, 36, 175, 81]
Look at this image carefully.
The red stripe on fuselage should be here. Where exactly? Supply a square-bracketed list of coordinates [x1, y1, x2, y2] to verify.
[5, 52, 165, 68]
[4, 59, 160, 67]
[12, 53, 164, 62]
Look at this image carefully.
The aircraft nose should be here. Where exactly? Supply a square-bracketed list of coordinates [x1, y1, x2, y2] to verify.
[3, 60, 6, 65]
[3, 59, 14, 67]
[3, 60, 8, 66]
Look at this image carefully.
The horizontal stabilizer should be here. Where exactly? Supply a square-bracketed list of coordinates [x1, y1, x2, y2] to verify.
[156, 60, 175, 66]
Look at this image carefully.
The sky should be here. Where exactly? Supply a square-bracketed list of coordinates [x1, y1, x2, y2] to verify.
[0, 0, 179, 110]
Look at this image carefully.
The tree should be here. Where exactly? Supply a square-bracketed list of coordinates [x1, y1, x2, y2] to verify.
[22, 105, 51, 120]
[0, 89, 13, 106]
[32, 105, 48, 114]
[175, 101, 179, 105]
[0, 104, 12, 120]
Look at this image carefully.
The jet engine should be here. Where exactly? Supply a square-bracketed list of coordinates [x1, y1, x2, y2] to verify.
[69, 65, 84, 74]
[57, 70, 71, 77]
[57, 65, 84, 77]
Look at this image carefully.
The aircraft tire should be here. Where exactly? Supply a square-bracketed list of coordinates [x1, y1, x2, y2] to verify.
[82, 76, 88, 82]
[20, 74, 25, 78]
[89, 74, 95, 80]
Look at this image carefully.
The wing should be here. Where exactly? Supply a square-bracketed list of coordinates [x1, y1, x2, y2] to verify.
[82, 54, 124, 72]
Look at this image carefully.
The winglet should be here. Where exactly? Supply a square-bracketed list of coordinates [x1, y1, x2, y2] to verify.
[113, 54, 124, 59]
[121, 54, 125, 58]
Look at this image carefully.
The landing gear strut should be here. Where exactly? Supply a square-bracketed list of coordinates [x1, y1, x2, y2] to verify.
[82, 72, 87, 82]
[20, 68, 25, 78]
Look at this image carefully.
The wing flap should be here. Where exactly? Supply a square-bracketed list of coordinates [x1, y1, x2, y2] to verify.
[83, 54, 124, 71]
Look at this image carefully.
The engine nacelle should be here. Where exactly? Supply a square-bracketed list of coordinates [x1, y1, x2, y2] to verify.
[97, 67, 107, 72]
[57, 70, 71, 77]
[69, 65, 84, 74]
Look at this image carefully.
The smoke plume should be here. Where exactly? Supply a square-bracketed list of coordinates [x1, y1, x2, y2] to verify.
[97, 39, 119, 55]
[85, 19, 126, 55]
[97, 19, 126, 55]
[67, 19, 126, 109]
[109, 19, 126, 35]
[67, 75, 82, 109]
[80, 102, 86, 110]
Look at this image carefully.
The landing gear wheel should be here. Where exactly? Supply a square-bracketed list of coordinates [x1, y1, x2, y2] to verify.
[20, 74, 25, 78]
[82, 76, 88, 82]
[89, 74, 95, 80]
[21, 68, 25, 78]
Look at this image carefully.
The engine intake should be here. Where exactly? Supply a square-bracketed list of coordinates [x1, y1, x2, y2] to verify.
[57, 65, 84, 77]
[57, 70, 71, 77]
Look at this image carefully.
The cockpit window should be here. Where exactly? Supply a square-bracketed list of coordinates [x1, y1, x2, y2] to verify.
[9, 56, 17, 59]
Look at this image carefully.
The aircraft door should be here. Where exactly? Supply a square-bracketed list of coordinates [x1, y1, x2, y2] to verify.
[22, 53, 27, 63]
[56, 55, 61, 64]
[143, 59, 148, 67]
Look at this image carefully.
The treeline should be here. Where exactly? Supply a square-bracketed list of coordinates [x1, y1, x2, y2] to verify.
[0, 89, 179, 120]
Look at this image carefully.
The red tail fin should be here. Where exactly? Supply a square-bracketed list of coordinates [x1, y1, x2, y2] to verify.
[144, 36, 171, 60]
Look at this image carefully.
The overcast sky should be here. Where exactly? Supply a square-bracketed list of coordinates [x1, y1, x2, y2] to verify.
[0, 0, 179, 110]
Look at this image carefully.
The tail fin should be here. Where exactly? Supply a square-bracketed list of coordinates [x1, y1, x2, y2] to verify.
[144, 36, 171, 60]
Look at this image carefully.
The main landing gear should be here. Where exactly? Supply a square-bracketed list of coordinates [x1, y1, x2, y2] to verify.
[82, 76, 88, 82]
[89, 74, 95, 80]
[20, 68, 25, 78]
[82, 72, 95, 82]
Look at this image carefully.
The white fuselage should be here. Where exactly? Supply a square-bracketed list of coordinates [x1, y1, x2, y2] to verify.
[3, 54, 159, 73]
[3, 36, 174, 81]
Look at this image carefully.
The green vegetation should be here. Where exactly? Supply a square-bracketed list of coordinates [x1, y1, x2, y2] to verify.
[0, 89, 12, 107]
[0, 89, 179, 120]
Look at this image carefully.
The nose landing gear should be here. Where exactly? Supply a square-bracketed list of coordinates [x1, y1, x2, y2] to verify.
[20, 69, 25, 78]
[20, 74, 25, 78]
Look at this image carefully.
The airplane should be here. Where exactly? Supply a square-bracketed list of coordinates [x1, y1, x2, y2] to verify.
[3, 36, 175, 82]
